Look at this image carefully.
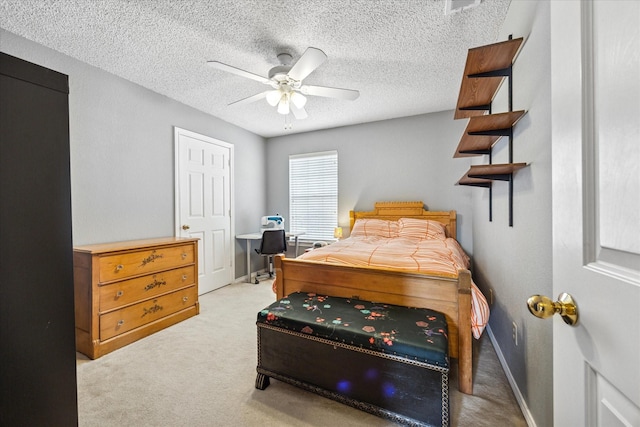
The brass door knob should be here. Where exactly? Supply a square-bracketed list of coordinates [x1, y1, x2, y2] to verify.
[527, 292, 579, 326]
[182, 224, 190, 230]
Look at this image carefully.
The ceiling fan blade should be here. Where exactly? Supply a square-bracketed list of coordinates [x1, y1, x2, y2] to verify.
[207, 61, 271, 84]
[300, 85, 360, 101]
[287, 47, 327, 81]
[290, 103, 308, 120]
[228, 91, 268, 106]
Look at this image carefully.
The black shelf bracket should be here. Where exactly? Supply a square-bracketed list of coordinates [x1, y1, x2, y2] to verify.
[467, 66, 512, 79]
[468, 128, 513, 137]
[489, 151, 493, 222]
[468, 172, 513, 182]
[459, 182, 492, 189]
[509, 174, 514, 227]
[458, 104, 492, 112]
[459, 149, 492, 155]
[490, 186, 493, 222]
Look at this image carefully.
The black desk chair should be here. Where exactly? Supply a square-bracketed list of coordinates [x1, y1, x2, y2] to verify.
[254, 229, 287, 284]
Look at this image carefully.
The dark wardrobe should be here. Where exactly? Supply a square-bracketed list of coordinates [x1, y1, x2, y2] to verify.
[1, 52, 78, 425]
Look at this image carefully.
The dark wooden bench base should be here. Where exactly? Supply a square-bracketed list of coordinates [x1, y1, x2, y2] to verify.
[256, 324, 449, 427]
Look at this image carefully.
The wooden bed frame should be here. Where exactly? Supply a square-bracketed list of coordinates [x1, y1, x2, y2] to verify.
[273, 201, 474, 394]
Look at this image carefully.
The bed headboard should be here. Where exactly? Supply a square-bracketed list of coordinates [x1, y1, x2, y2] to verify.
[349, 201, 457, 240]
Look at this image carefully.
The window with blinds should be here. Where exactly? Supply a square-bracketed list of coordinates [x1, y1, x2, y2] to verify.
[289, 151, 338, 241]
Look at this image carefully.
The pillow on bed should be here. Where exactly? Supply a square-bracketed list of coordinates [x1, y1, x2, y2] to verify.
[350, 218, 399, 238]
[397, 218, 447, 240]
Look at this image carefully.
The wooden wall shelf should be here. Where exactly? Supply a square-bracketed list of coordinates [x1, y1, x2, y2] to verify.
[454, 110, 526, 157]
[452, 36, 526, 226]
[466, 163, 527, 180]
[457, 163, 527, 187]
[454, 37, 524, 119]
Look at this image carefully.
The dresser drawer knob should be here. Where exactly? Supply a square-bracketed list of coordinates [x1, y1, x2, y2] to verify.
[116, 264, 124, 271]
[182, 274, 187, 281]
[116, 290, 124, 297]
[182, 296, 189, 302]
[117, 320, 125, 327]
[181, 253, 187, 260]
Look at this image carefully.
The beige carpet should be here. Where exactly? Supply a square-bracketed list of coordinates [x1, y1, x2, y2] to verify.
[77, 280, 527, 426]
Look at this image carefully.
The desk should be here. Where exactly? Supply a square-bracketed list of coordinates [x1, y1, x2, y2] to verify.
[236, 232, 303, 283]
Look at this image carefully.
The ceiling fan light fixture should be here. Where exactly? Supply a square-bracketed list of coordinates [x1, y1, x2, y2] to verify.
[277, 93, 290, 115]
[266, 90, 281, 106]
[290, 91, 307, 109]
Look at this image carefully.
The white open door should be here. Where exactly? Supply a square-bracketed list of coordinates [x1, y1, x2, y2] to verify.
[175, 127, 234, 294]
[549, 1, 639, 426]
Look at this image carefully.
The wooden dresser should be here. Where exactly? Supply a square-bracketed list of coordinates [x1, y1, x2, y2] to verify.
[73, 237, 199, 359]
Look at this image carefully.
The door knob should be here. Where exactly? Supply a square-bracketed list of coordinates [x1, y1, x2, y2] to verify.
[182, 225, 190, 230]
[527, 292, 579, 326]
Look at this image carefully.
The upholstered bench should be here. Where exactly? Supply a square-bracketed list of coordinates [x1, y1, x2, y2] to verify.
[255, 292, 450, 427]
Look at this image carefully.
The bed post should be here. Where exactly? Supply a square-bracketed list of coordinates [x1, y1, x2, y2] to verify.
[449, 210, 457, 240]
[457, 269, 473, 394]
[274, 254, 285, 299]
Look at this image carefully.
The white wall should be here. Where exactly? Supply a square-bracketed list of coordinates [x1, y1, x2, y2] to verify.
[266, 111, 474, 252]
[0, 29, 267, 279]
[472, 2, 553, 426]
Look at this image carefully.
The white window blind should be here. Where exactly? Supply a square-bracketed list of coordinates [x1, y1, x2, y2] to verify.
[289, 151, 338, 241]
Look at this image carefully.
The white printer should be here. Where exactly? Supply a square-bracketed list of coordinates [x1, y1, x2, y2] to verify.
[260, 215, 285, 232]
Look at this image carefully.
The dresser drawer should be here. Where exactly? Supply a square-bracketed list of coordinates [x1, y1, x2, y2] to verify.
[99, 243, 195, 282]
[99, 266, 195, 312]
[100, 285, 197, 341]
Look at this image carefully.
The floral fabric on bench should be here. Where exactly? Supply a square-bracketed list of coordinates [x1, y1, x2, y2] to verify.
[257, 292, 449, 369]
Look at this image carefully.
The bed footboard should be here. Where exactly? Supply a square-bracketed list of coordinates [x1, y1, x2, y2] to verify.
[273, 254, 473, 394]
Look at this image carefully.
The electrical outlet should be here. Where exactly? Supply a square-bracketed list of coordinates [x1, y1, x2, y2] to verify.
[512, 321, 518, 346]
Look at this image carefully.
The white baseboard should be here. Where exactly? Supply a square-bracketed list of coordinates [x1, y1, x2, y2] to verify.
[486, 325, 537, 427]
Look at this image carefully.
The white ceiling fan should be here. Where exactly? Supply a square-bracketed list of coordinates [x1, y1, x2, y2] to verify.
[207, 47, 359, 120]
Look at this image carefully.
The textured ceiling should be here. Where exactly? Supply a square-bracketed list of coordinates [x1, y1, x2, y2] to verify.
[0, 0, 511, 138]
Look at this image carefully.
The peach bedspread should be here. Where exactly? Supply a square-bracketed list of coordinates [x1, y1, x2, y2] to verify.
[298, 235, 489, 339]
